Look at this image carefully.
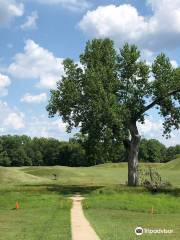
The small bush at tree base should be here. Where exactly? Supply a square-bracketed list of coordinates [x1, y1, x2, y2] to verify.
[138, 166, 172, 192]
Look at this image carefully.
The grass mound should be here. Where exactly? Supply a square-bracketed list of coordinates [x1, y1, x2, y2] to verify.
[163, 158, 180, 170]
[1, 158, 180, 187]
[0, 167, 45, 185]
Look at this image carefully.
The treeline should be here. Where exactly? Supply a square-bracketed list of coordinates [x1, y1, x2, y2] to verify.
[0, 135, 179, 167]
[0, 135, 85, 167]
[139, 139, 180, 163]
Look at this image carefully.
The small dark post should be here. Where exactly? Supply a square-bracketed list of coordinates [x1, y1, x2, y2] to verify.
[53, 173, 57, 180]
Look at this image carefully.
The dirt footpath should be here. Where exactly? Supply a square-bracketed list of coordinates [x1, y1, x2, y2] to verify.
[71, 195, 101, 240]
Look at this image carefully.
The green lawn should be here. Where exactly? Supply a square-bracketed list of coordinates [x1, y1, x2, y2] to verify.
[0, 190, 71, 240]
[1, 158, 180, 187]
[0, 159, 180, 239]
[84, 192, 180, 240]
[85, 209, 179, 240]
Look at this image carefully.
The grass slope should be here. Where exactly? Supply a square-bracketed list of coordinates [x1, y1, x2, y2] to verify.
[1, 158, 179, 187]
[0, 167, 47, 185]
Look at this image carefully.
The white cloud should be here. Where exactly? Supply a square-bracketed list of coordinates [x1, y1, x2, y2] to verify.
[141, 49, 155, 62]
[79, 1, 180, 51]
[35, 0, 91, 11]
[21, 11, 38, 30]
[23, 115, 68, 138]
[0, 73, 11, 96]
[0, 0, 24, 26]
[51, 119, 67, 132]
[170, 60, 178, 68]
[21, 93, 47, 104]
[0, 100, 178, 145]
[8, 39, 64, 89]
[138, 118, 163, 136]
[0, 101, 25, 131]
[138, 117, 180, 146]
[0, 101, 72, 139]
[4, 113, 25, 130]
[79, 5, 147, 43]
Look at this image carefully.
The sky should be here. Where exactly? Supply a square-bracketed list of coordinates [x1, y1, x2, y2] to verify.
[0, 0, 179, 146]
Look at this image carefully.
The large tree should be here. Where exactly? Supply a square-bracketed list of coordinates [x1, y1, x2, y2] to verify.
[47, 39, 180, 186]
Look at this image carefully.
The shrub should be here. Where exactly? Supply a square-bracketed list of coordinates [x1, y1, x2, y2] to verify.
[138, 166, 171, 192]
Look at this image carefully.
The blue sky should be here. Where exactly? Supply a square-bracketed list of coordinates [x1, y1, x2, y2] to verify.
[0, 0, 179, 145]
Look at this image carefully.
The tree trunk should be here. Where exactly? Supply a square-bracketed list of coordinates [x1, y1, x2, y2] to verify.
[127, 122, 141, 186]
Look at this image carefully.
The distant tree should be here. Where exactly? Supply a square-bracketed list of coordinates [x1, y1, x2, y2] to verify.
[11, 148, 25, 166]
[70, 133, 126, 164]
[68, 143, 86, 166]
[47, 38, 180, 186]
[139, 139, 166, 163]
[0, 142, 11, 166]
[175, 145, 180, 154]
[165, 144, 180, 161]
[43, 138, 61, 165]
[139, 139, 149, 162]
[34, 151, 43, 166]
[57, 142, 85, 166]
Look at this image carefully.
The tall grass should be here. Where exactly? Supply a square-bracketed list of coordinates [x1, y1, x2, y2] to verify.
[84, 191, 180, 214]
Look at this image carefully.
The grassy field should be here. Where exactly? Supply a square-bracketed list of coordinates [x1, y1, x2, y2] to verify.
[85, 209, 179, 240]
[0, 158, 180, 239]
[0, 190, 71, 240]
[1, 158, 180, 187]
[84, 191, 180, 240]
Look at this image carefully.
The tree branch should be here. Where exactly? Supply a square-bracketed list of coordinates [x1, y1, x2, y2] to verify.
[136, 89, 180, 120]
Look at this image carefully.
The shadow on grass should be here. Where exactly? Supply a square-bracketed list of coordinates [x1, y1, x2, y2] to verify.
[149, 187, 180, 196]
[18, 184, 103, 196]
[47, 184, 103, 196]
[2, 183, 180, 197]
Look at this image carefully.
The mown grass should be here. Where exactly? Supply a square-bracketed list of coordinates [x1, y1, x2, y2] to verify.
[84, 191, 180, 240]
[0, 159, 180, 239]
[1, 158, 179, 187]
[85, 209, 179, 240]
[0, 190, 71, 240]
[22, 165, 128, 186]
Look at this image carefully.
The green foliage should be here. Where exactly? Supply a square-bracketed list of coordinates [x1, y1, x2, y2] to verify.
[0, 135, 85, 167]
[165, 145, 180, 162]
[58, 142, 86, 166]
[47, 39, 126, 164]
[117, 43, 150, 123]
[0, 151, 11, 166]
[70, 133, 127, 164]
[0, 134, 179, 167]
[139, 139, 167, 162]
[138, 166, 171, 191]
[152, 56, 180, 136]
[47, 38, 180, 169]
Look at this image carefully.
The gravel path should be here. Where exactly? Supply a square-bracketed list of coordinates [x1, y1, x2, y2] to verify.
[71, 195, 101, 240]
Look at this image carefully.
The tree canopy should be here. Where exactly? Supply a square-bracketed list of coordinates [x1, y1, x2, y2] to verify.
[0, 135, 179, 167]
[47, 38, 180, 186]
